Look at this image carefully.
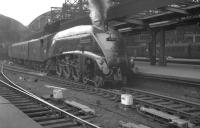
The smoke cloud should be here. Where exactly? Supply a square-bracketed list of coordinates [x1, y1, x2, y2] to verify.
[88, 0, 112, 28]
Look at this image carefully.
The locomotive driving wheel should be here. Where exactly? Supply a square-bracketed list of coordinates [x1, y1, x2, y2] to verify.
[93, 75, 104, 87]
[63, 56, 71, 79]
[71, 67, 81, 82]
[56, 62, 62, 77]
[82, 76, 88, 85]
[63, 64, 70, 79]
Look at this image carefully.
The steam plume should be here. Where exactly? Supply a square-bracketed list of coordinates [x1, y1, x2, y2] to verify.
[88, 0, 112, 28]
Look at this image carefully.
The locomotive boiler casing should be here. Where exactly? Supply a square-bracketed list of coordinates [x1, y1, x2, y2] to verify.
[48, 25, 128, 83]
[49, 26, 126, 62]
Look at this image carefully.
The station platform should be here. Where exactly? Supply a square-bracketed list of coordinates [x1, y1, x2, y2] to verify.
[134, 57, 200, 65]
[0, 96, 43, 128]
[134, 61, 200, 82]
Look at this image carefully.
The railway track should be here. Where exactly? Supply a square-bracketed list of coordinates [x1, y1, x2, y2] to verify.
[3, 63, 200, 127]
[0, 64, 101, 128]
[122, 88, 200, 124]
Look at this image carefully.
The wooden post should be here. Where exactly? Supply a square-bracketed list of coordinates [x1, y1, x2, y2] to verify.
[159, 28, 166, 66]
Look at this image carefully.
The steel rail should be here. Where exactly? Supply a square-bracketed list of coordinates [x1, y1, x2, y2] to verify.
[122, 87, 200, 124]
[4, 63, 200, 124]
[5, 63, 200, 88]
[0, 63, 101, 128]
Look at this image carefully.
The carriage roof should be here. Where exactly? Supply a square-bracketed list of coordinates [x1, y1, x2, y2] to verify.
[12, 34, 53, 47]
[12, 41, 29, 46]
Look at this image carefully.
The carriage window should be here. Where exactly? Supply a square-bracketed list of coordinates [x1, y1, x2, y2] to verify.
[195, 35, 200, 43]
[184, 33, 194, 43]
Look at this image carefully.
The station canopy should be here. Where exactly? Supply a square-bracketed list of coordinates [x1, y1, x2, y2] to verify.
[108, 0, 200, 33]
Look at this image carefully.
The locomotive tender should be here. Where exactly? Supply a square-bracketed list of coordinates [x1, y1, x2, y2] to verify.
[8, 25, 128, 87]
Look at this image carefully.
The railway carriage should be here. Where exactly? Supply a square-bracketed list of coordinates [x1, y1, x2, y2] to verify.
[27, 34, 53, 69]
[8, 25, 128, 87]
[8, 41, 29, 64]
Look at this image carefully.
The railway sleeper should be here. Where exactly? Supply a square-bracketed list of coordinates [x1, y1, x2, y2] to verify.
[60, 107, 86, 114]
[22, 107, 50, 113]
[10, 99, 31, 104]
[33, 114, 62, 122]
[102, 93, 111, 98]
[14, 102, 37, 106]
[53, 104, 69, 109]
[17, 104, 42, 109]
[134, 95, 151, 99]
[190, 111, 200, 117]
[87, 91, 98, 95]
[5, 97, 29, 101]
[131, 93, 143, 96]
[161, 101, 180, 106]
[179, 108, 198, 112]
[72, 110, 88, 116]
[79, 114, 95, 121]
[1, 95, 23, 98]
[26, 110, 52, 117]
[87, 89, 97, 94]
[166, 104, 186, 109]
[152, 101, 172, 105]
[62, 108, 75, 112]
[0, 88, 11, 90]
[47, 104, 76, 113]
[39, 118, 70, 126]
[2, 96, 25, 100]
[0, 90, 15, 93]
[0, 93, 19, 96]
[0, 87, 13, 90]
[43, 121, 78, 128]
[140, 97, 160, 101]
[109, 96, 120, 101]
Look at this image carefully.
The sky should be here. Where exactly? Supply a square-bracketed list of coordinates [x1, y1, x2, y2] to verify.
[0, 0, 66, 26]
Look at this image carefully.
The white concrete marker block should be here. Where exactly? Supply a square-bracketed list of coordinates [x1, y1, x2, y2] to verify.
[53, 89, 63, 99]
[19, 76, 23, 80]
[121, 94, 133, 106]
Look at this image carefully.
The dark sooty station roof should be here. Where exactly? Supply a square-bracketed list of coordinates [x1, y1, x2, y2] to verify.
[108, 0, 200, 33]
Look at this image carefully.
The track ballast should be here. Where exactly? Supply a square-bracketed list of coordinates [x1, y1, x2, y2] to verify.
[0, 64, 101, 128]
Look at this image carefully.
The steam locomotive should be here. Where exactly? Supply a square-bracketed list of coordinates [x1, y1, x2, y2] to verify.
[8, 25, 128, 87]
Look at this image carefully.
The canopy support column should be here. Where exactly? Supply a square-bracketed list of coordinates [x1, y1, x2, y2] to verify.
[159, 28, 166, 66]
[149, 30, 157, 65]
